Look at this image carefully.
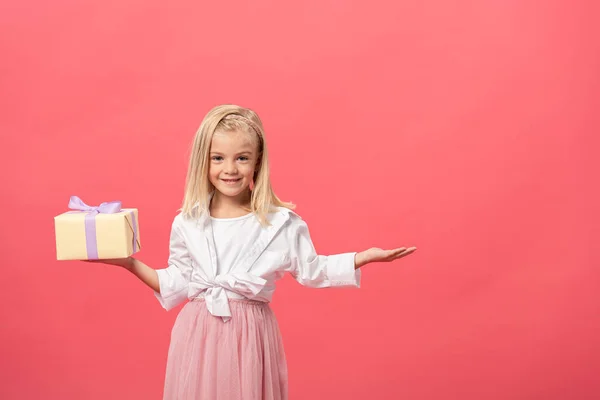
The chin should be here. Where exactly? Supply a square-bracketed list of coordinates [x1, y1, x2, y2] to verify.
[217, 185, 249, 197]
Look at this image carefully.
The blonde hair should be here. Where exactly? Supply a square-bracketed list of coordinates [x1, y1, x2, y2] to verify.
[180, 104, 295, 225]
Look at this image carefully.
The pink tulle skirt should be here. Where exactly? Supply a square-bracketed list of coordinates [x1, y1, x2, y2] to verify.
[162, 298, 289, 400]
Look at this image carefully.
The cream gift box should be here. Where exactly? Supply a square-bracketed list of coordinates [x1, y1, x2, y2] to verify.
[54, 196, 141, 260]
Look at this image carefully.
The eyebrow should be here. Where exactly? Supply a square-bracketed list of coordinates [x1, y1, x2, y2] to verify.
[209, 151, 253, 156]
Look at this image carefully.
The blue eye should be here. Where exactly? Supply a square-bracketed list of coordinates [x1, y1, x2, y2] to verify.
[238, 156, 249, 161]
[211, 156, 223, 161]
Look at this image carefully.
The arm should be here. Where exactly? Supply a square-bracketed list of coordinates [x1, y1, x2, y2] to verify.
[83, 256, 159, 292]
[287, 218, 361, 288]
[151, 220, 193, 310]
[123, 258, 159, 292]
[86, 217, 192, 310]
[284, 215, 417, 284]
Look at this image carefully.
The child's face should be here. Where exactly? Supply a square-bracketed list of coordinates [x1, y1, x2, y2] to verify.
[208, 129, 259, 202]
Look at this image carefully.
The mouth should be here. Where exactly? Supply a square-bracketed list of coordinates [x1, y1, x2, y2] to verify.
[221, 178, 242, 185]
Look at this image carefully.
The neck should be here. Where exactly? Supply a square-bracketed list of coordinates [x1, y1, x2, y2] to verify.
[210, 190, 251, 213]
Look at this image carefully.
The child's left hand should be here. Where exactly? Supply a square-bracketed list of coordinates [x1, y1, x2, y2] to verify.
[354, 247, 417, 269]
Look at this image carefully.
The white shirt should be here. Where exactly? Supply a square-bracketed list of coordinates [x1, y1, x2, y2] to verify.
[154, 206, 361, 322]
[210, 212, 259, 278]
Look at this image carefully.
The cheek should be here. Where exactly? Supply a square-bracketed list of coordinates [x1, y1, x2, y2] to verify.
[208, 165, 219, 179]
[241, 165, 256, 178]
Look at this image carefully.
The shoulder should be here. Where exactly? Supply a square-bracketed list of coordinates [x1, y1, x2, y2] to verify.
[271, 206, 303, 223]
[269, 207, 310, 236]
[172, 212, 185, 224]
[273, 206, 300, 217]
[171, 209, 202, 230]
[166, 212, 185, 234]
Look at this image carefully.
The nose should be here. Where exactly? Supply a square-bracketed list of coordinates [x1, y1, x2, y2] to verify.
[224, 160, 237, 174]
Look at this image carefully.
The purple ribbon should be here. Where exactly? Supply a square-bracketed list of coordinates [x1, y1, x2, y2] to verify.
[68, 195, 138, 259]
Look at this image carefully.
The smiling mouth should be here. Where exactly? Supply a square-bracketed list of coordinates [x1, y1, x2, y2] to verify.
[221, 178, 242, 184]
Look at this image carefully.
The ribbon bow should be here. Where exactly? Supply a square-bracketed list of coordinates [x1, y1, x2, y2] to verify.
[69, 195, 122, 214]
[68, 195, 138, 259]
[189, 272, 267, 322]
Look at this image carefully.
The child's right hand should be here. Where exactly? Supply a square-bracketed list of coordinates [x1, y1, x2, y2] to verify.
[83, 257, 134, 270]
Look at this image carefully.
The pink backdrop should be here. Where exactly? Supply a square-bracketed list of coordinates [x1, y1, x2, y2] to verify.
[1, 1, 598, 399]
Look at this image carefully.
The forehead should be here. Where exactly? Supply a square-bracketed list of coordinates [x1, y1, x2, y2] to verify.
[210, 130, 257, 152]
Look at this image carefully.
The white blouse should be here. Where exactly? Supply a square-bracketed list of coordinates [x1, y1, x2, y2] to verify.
[153, 206, 361, 322]
[210, 212, 259, 277]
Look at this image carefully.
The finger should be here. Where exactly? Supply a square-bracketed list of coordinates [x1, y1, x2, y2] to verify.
[394, 248, 417, 259]
[383, 250, 405, 261]
[377, 248, 403, 261]
[393, 247, 416, 255]
[390, 248, 408, 257]
[384, 248, 404, 256]
[397, 246, 416, 253]
[378, 250, 402, 262]
[388, 249, 402, 257]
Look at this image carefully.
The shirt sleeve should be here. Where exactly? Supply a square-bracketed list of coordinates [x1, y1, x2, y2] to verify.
[286, 217, 361, 288]
[153, 218, 192, 310]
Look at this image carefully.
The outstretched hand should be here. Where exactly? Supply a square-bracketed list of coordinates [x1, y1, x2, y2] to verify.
[355, 247, 417, 269]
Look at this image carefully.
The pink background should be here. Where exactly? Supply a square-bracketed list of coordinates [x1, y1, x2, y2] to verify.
[1, 0, 598, 399]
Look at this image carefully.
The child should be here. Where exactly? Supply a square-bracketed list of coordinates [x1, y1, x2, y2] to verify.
[89, 104, 416, 400]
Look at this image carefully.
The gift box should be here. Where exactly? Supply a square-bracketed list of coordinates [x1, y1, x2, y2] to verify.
[54, 196, 141, 260]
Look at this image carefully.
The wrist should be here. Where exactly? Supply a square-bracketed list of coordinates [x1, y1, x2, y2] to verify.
[354, 251, 368, 269]
[123, 257, 136, 270]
